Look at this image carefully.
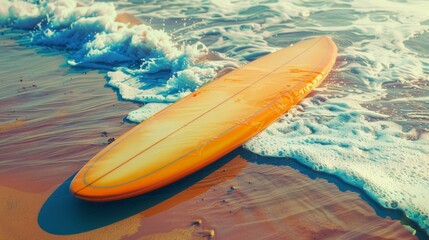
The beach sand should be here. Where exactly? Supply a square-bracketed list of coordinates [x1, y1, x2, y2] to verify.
[0, 30, 417, 239]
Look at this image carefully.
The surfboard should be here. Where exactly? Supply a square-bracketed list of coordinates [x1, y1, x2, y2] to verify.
[70, 36, 337, 201]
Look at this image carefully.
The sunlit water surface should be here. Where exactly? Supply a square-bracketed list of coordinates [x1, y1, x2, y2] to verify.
[1, 0, 428, 234]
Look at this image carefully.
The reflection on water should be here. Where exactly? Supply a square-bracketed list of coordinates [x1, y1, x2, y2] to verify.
[1, 0, 428, 237]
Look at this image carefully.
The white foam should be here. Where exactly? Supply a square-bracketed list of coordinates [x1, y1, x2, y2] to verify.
[0, 0, 232, 103]
[239, 1, 429, 231]
[0, 0, 42, 28]
[245, 97, 429, 231]
[127, 103, 170, 123]
[2, 0, 429, 233]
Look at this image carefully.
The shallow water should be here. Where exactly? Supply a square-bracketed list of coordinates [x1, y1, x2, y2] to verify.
[1, 0, 428, 236]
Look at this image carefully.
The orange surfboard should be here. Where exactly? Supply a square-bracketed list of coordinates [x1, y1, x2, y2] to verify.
[70, 36, 337, 201]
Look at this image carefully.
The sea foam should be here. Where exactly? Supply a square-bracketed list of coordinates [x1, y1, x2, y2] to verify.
[2, 0, 429, 234]
[244, 97, 429, 231]
[112, 0, 429, 233]
[0, 0, 232, 120]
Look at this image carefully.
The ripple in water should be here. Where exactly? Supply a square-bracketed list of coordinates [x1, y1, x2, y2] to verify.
[1, 0, 428, 234]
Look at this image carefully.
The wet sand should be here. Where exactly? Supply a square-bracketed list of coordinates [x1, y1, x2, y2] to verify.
[0, 30, 417, 239]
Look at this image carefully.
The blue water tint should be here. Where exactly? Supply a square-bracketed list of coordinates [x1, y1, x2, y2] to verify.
[0, 0, 233, 103]
[2, 0, 429, 235]
[242, 150, 429, 240]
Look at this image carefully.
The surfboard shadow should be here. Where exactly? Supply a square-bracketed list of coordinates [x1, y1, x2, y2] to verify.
[38, 148, 243, 235]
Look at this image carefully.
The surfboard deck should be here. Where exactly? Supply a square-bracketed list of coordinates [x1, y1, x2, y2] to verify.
[70, 36, 337, 201]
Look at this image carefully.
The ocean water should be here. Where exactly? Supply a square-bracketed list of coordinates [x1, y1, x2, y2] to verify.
[1, 0, 428, 235]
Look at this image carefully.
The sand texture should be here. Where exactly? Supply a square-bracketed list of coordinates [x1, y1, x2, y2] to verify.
[0, 30, 417, 239]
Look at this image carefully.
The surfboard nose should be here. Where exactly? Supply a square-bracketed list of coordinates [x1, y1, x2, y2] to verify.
[69, 160, 168, 202]
[69, 168, 124, 202]
[71, 186, 113, 202]
[69, 175, 101, 201]
[70, 175, 134, 202]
